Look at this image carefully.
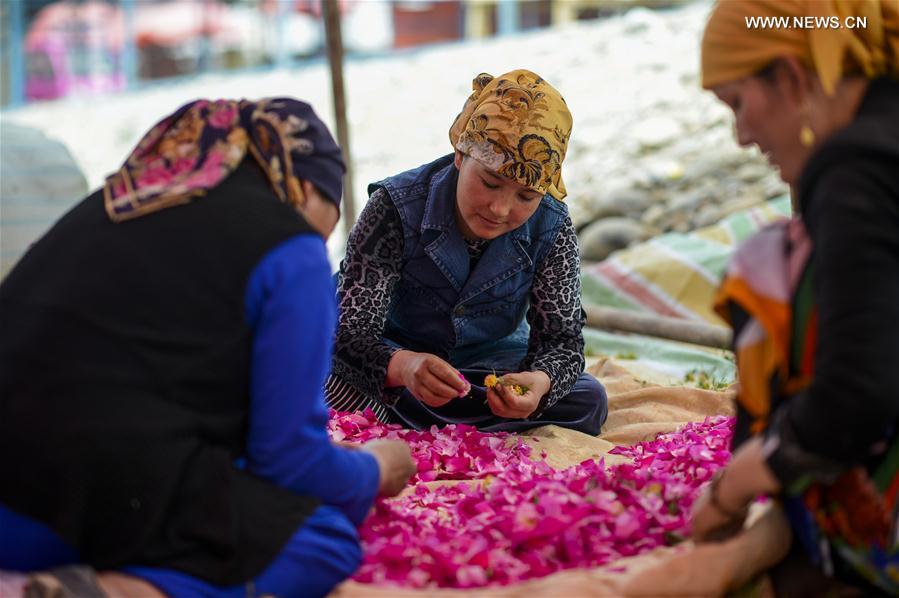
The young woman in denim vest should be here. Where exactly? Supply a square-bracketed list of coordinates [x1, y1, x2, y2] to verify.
[327, 69, 608, 435]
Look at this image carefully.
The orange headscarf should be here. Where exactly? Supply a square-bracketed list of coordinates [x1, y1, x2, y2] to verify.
[448, 69, 572, 201]
[701, 0, 899, 94]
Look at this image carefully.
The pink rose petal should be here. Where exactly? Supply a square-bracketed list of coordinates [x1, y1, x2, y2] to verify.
[328, 409, 735, 588]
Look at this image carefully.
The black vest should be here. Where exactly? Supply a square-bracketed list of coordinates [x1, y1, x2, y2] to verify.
[0, 159, 320, 584]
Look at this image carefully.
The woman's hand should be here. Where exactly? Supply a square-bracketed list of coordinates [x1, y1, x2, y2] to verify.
[386, 350, 469, 407]
[690, 469, 751, 542]
[486, 370, 551, 419]
[690, 436, 781, 542]
[361, 439, 416, 497]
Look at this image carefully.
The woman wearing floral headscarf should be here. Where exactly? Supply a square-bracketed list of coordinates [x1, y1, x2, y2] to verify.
[326, 69, 608, 435]
[0, 98, 415, 597]
[689, 0, 899, 593]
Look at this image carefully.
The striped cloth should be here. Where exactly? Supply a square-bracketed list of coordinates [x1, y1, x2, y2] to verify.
[581, 196, 793, 326]
[324, 374, 395, 423]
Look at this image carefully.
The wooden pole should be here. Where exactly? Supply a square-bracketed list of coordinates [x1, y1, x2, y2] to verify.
[322, 0, 357, 236]
[583, 304, 733, 349]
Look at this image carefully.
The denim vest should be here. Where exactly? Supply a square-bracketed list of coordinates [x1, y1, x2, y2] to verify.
[370, 154, 568, 369]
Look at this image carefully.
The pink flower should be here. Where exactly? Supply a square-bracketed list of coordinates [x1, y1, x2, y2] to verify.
[184, 151, 228, 190]
[613, 511, 641, 540]
[208, 101, 238, 129]
[134, 161, 173, 188]
[328, 410, 735, 588]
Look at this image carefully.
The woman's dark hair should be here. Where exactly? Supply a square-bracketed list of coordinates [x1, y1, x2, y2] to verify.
[755, 61, 779, 83]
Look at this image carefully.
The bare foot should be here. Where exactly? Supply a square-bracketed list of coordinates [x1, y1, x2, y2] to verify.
[97, 572, 166, 598]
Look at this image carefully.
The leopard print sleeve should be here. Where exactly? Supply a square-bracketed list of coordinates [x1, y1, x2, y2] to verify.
[522, 214, 586, 416]
[330, 188, 404, 403]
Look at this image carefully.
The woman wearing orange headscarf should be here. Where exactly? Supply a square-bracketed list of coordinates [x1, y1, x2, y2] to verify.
[690, 0, 899, 593]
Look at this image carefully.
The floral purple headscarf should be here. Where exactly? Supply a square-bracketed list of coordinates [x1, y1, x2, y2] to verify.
[103, 98, 345, 222]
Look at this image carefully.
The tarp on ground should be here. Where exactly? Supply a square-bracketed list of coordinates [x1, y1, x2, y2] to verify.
[332, 355, 789, 597]
[581, 196, 793, 326]
[0, 122, 88, 279]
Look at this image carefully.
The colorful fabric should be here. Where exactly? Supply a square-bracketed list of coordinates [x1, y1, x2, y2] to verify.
[714, 218, 813, 432]
[701, 0, 899, 95]
[715, 219, 899, 593]
[783, 446, 899, 592]
[448, 69, 572, 201]
[581, 196, 793, 326]
[103, 98, 345, 222]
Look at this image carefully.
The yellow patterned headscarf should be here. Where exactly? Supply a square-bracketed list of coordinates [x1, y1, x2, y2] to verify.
[701, 0, 899, 95]
[448, 69, 572, 201]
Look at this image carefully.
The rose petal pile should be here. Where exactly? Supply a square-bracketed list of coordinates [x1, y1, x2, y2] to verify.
[328, 410, 734, 588]
[328, 409, 533, 483]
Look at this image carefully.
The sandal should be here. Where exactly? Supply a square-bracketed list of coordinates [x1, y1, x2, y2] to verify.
[24, 565, 105, 598]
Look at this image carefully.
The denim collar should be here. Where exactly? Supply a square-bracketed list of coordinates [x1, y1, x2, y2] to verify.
[419, 158, 538, 298]
[420, 160, 458, 233]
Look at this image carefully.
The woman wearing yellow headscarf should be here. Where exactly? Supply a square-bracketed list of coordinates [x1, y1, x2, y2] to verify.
[325, 69, 608, 436]
[691, 0, 899, 593]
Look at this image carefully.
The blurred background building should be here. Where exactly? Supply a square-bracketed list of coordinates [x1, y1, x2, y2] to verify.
[6, 0, 790, 314]
[1, 0, 681, 106]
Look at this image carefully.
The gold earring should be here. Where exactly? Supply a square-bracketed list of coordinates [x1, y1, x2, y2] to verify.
[799, 105, 815, 148]
[800, 123, 815, 148]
